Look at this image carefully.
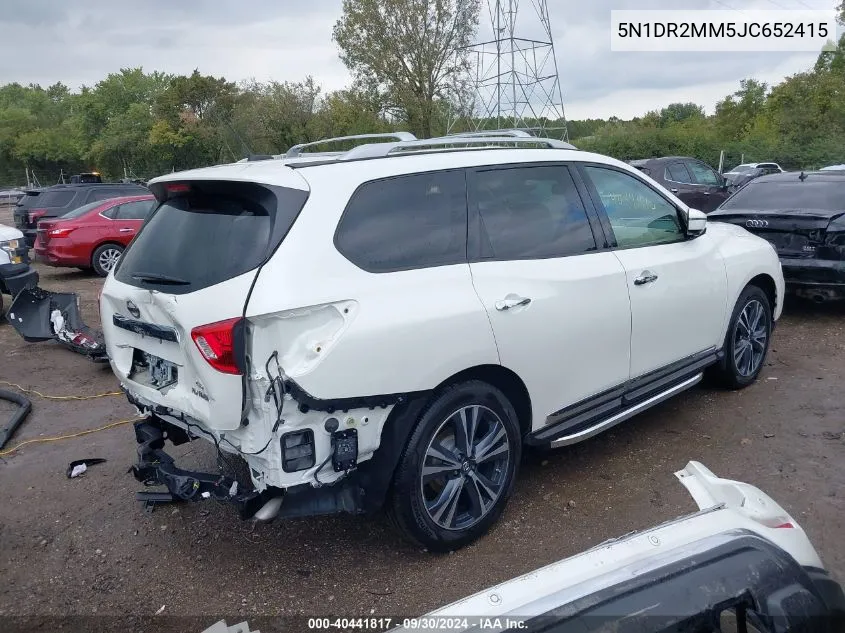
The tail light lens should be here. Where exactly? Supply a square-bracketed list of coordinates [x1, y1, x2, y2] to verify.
[48, 227, 76, 238]
[29, 209, 47, 224]
[191, 317, 243, 375]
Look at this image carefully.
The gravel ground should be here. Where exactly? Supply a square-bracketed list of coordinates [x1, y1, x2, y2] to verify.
[0, 247, 843, 632]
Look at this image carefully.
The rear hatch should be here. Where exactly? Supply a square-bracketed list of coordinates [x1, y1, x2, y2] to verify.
[711, 177, 845, 259]
[13, 191, 42, 230]
[100, 176, 309, 431]
[709, 208, 836, 258]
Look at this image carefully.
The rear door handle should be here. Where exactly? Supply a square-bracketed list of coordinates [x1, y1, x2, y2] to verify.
[634, 271, 658, 286]
[670, 188, 679, 194]
[119, 228, 134, 233]
[495, 296, 532, 311]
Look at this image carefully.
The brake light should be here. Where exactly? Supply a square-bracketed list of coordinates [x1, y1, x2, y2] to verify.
[48, 227, 76, 238]
[165, 183, 190, 194]
[191, 317, 243, 375]
[29, 209, 47, 223]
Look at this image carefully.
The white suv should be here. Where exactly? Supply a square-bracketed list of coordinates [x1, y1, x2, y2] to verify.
[100, 132, 784, 550]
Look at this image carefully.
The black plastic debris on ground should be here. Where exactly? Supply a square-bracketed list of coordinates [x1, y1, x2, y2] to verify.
[66, 458, 107, 478]
[6, 287, 107, 362]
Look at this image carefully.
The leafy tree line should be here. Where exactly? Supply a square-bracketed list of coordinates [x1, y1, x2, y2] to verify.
[0, 1, 842, 185]
[573, 34, 845, 171]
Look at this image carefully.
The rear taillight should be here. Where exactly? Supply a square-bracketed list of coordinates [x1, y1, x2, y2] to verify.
[191, 317, 243, 375]
[48, 227, 75, 238]
[29, 209, 47, 223]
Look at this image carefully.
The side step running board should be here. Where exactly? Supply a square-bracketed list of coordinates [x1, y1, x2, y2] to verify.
[549, 374, 703, 448]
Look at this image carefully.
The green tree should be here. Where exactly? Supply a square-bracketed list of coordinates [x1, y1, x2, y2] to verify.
[714, 79, 768, 140]
[333, 0, 480, 137]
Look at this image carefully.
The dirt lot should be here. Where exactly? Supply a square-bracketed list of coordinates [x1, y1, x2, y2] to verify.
[1, 222, 843, 631]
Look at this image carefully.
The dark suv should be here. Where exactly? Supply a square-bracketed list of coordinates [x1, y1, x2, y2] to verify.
[14, 182, 148, 247]
[629, 156, 731, 212]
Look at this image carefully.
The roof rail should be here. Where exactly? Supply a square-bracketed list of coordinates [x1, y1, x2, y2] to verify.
[285, 132, 417, 158]
[339, 135, 576, 161]
[446, 129, 535, 138]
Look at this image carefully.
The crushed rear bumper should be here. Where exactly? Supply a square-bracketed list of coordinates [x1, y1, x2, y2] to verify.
[131, 420, 265, 516]
[781, 257, 845, 299]
[5, 286, 107, 360]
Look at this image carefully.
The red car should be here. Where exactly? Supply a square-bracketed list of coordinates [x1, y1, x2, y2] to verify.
[35, 195, 156, 276]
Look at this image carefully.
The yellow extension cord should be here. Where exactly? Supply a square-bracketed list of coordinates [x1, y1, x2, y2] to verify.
[0, 380, 123, 401]
[0, 380, 139, 457]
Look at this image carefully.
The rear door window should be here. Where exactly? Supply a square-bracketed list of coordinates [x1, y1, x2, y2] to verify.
[36, 190, 75, 208]
[665, 162, 693, 183]
[334, 170, 467, 272]
[471, 165, 597, 260]
[115, 200, 155, 220]
[115, 181, 308, 294]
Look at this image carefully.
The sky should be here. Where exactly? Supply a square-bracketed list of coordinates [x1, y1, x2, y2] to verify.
[0, 0, 839, 121]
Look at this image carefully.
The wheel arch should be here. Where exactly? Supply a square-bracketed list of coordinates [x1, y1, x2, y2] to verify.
[356, 363, 532, 513]
[431, 364, 532, 438]
[746, 273, 777, 312]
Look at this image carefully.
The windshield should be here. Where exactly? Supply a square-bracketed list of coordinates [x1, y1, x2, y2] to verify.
[59, 200, 105, 220]
[730, 165, 753, 173]
[115, 181, 308, 294]
[721, 180, 845, 212]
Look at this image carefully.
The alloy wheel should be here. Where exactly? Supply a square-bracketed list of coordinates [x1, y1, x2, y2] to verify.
[420, 405, 511, 531]
[98, 248, 122, 273]
[733, 299, 768, 377]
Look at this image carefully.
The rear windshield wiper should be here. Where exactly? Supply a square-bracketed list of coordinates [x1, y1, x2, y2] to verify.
[131, 272, 190, 285]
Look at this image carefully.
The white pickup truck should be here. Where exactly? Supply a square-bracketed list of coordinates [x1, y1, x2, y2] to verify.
[0, 223, 37, 315]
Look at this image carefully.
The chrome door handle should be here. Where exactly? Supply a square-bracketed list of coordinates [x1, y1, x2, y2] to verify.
[670, 188, 679, 193]
[634, 271, 658, 286]
[119, 228, 134, 233]
[495, 297, 531, 311]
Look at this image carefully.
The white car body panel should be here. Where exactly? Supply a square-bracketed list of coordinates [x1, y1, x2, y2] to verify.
[101, 146, 786, 494]
[414, 462, 824, 628]
[101, 272, 259, 432]
[469, 254, 631, 429]
[613, 236, 728, 377]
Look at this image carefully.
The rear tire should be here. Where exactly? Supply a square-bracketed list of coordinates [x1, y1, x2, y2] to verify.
[388, 380, 521, 552]
[92, 244, 124, 277]
[708, 285, 772, 389]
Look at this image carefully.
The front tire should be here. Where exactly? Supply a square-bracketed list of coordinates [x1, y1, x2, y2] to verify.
[709, 285, 773, 389]
[388, 380, 522, 551]
[92, 244, 124, 277]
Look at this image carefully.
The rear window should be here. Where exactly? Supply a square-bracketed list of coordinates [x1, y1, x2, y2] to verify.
[61, 200, 105, 219]
[115, 181, 308, 294]
[334, 170, 467, 272]
[721, 180, 845, 212]
[36, 190, 75, 208]
[15, 192, 41, 208]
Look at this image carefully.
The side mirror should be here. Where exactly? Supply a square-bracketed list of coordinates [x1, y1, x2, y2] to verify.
[686, 208, 707, 237]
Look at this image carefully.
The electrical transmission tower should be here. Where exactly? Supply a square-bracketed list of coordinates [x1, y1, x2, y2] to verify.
[449, 0, 568, 140]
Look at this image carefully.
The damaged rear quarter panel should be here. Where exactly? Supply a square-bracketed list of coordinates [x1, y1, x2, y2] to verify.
[244, 165, 500, 401]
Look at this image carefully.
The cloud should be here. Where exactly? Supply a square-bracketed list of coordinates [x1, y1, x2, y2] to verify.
[0, 0, 835, 120]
